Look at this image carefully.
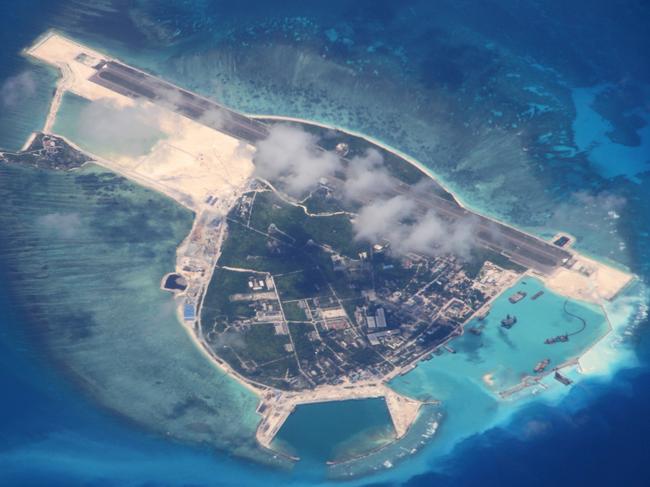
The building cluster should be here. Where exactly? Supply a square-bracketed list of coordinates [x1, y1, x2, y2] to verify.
[172, 187, 522, 392]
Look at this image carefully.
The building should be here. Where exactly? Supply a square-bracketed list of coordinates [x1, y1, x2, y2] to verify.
[183, 303, 196, 322]
[366, 315, 377, 329]
[376, 307, 387, 328]
[367, 329, 399, 346]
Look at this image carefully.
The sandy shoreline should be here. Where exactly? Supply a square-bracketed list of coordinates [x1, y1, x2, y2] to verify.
[19, 30, 637, 464]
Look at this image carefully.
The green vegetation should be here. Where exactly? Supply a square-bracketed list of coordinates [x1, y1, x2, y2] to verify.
[200, 268, 256, 332]
[214, 323, 299, 389]
[275, 268, 330, 301]
[379, 150, 425, 186]
[374, 257, 417, 291]
[219, 218, 309, 274]
[200, 122, 529, 391]
[259, 357, 300, 387]
[302, 187, 346, 214]
[288, 120, 428, 187]
[340, 297, 365, 323]
[238, 323, 291, 364]
[289, 323, 319, 362]
[282, 301, 309, 321]
[249, 190, 365, 259]
[0, 133, 91, 170]
[316, 263, 362, 300]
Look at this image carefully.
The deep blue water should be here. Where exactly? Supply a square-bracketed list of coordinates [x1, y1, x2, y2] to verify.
[1, 1, 649, 486]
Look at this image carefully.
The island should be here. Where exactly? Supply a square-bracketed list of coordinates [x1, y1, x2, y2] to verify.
[3, 31, 634, 467]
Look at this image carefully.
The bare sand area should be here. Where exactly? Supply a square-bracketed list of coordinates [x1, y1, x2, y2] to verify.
[543, 254, 633, 303]
[28, 32, 254, 212]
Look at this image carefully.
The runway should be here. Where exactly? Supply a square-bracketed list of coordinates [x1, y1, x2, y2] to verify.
[90, 61, 269, 142]
[88, 59, 572, 275]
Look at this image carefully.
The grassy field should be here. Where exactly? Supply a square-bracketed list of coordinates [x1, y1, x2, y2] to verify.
[282, 301, 309, 321]
[219, 218, 310, 274]
[275, 268, 330, 301]
[249, 191, 365, 259]
[238, 323, 291, 364]
[288, 322, 319, 363]
[200, 268, 257, 333]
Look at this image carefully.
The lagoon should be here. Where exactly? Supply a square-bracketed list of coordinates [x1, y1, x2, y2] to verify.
[274, 398, 395, 463]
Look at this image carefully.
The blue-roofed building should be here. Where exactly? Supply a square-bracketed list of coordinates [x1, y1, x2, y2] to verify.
[183, 303, 196, 321]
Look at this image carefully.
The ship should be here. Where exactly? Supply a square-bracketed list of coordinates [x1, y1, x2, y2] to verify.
[500, 314, 517, 329]
[531, 291, 544, 300]
[508, 291, 527, 304]
[534, 358, 551, 373]
[468, 327, 482, 335]
[554, 371, 573, 386]
[544, 334, 569, 344]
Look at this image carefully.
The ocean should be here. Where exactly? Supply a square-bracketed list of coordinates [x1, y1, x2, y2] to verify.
[1, 1, 649, 486]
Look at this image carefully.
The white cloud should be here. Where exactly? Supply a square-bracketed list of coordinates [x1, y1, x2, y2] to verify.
[1, 71, 36, 107]
[197, 106, 231, 129]
[253, 124, 476, 257]
[76, 98, 165, 155]
[253, 124, 341, 196]
[342, 148, 393, 202]
[353, 196, 476, 258]
[354, 195, 415, 243]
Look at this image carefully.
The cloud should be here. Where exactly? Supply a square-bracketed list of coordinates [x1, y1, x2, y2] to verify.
[253, 124, 341, 196]
[37, 212, 83, 239]
[235, 139, 255, 159]
[197, 106, 231, 130]
[353, 195, 476, 258]
[76, 98, 165, 156]
[1, 71, 37, 107]
[253, 124, 476, 257]
[342, 148, 393, 202]
[155, 83, 231, 130]
[354, 195, 415, 243]
[402, 211, 477, 257]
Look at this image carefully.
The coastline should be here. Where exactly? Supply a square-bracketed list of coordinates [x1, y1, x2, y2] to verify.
[15, 30, 639, 470]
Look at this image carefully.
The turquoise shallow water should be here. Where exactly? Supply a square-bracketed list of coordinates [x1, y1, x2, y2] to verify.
[1, 1, 649, 485]
[388, 277, 611, 462]
[53, 92, 166, 158]
[396, 277, 609, 396]
[274, 398, 395, 463]
[0, 163, 280, 467]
